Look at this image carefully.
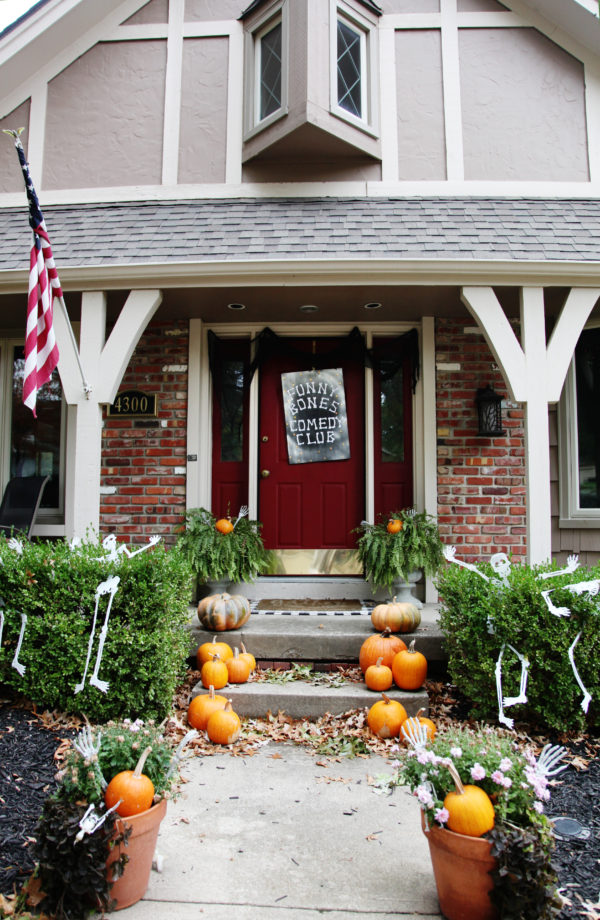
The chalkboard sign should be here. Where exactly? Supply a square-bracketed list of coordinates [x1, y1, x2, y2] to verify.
[107, 390, 157, 418]
[281, 368, 350, 464]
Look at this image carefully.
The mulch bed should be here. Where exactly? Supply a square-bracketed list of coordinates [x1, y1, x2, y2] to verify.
[0, 679, 599, 918]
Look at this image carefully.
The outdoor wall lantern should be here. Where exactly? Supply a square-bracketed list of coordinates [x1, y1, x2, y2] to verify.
[475, 385, 504, 437]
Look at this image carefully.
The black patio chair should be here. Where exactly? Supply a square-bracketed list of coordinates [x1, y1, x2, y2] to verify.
[0, 475, 49, 539]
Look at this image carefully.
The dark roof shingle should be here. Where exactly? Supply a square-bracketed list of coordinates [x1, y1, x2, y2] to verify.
[1, 197, 599, 272]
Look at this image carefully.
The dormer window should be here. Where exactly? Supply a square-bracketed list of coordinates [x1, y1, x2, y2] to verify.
[331, 2, 377, 134]
[337, 16, 364, 119]
[257, 18, 282, 122]
[244, 2, 288, 138]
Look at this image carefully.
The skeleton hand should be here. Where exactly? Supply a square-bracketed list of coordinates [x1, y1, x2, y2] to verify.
[540, 589, 571, 618]
[535, 744, 568, 777]
[538, 555, 580, 581]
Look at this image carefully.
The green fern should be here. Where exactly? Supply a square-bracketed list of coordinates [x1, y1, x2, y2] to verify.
[177, 507, 270, 583]
[354, 509, 444, 590]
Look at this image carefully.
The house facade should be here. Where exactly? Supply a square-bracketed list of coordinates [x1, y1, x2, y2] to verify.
[0, 0, 599, 600]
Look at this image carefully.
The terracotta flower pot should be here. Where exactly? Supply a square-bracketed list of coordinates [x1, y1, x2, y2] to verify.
[106, 797, 167, 910]
[421, 812, 498, 920]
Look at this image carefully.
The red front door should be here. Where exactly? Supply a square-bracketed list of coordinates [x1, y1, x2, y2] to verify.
[258, 339, 365, 551]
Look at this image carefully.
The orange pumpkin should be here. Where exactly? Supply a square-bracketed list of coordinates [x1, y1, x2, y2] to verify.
[239, 643, 256, 672]
[187, 685, 228, 731]
[387, 519, 402, 534]
[367, 693, 407, 739]
[201, 654, 229, 690]
[215, 518, 234, 534]
[104, 746, 155, 817]
[443, 763, 495, 837]
[401, 708, 437, 743]
[206, 699, 241, 745]
[359, 628, 407, 673]
[197, 593, 251, 631]
[371, 598, 421, 634]
[196, 636, 233, 668]
[226, 647, 252, 684]
[392, 640, 428, 690]
[364, 657, 393, 692]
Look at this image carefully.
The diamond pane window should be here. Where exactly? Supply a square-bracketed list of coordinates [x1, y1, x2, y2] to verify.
[260, 21, 282, 121]
[337, 18, 362, 118]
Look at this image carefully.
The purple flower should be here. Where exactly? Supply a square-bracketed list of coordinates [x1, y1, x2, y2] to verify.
[471, 763, 486, 781]
[416, 785, 434, 807]
[499, 757, 513, 772]
[434, 808, 450, 825]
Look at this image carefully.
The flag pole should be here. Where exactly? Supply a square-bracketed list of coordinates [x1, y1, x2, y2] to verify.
[3, 127, 91, 400]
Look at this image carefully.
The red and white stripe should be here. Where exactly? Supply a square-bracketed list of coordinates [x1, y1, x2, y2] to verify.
[22, 223, 60, 417]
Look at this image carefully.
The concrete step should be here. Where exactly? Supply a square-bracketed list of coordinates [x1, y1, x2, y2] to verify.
[190, 677, 429, 719]
[188, 604, 445, 665]
[186, 603, 443, 719]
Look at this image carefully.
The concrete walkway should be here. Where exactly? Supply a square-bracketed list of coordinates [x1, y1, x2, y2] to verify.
[114, 742, 443, 920]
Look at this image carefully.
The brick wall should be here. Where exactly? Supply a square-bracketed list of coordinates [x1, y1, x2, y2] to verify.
[436, 318, 527, 562]
[99, 320, 188, 545]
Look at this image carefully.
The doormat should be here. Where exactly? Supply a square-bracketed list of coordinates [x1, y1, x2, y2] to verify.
[257, 599, 363, 610]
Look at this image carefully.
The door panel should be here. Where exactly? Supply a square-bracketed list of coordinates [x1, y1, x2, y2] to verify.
[259, 338, 365, 551]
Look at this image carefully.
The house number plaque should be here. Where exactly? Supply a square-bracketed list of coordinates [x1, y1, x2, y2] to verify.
[281, 368, 350, 464]
[107, 390, 157, 418]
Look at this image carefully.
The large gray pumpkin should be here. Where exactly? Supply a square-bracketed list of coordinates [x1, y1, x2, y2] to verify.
[197, 593, 251, 631]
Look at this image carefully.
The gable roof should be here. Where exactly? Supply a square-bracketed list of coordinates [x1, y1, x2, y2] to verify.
[0, 198, 599, 289]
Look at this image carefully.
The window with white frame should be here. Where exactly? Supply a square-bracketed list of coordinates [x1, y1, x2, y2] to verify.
[245, 5, 288, 136]
[336, 16, 365, 119]
[331, 4, 377, 132]
[559, 325, 600, 525]
[0, 339, 66, 521]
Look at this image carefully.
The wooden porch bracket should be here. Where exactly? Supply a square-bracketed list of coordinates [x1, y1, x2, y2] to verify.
[461, 285, 600, 566]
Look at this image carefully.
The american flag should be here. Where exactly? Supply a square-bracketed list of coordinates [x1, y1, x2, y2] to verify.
[12, 133, 60, 417]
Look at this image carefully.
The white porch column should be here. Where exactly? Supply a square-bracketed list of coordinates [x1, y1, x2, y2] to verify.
[54, 289, 162, 539]
[461, 285, 600, 565]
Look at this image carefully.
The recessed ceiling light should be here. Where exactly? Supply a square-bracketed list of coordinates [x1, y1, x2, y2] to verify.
[364, 301, 382, 311]
[299, 304, 319, 313]
[227, 302, 246, 311]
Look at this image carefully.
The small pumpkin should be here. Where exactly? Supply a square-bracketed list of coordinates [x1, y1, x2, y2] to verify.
[187, 685, 228, 731]
[215, 518, 234, 534]
[387, 518, 402, 534]
[391, 640, 428, 690]
[226, 647, 252, 684]
[201, 654, 229, 690]
[104, 746, 155, 817]
[400, 708, 436, 743]
[443, 763, 495, 837]
[367, 693, 407, 739]
[364, 657, 393, 692]
[206, 699, 241, 745]
[359, 627, 407, 673]
[371, 597, 421, 634]
[197, 593, 251, 632]
[196, 635, 233, 668]
[239, 643, 256, 672]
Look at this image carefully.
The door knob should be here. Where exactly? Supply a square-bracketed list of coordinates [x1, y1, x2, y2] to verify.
[261, 469, 270, 478]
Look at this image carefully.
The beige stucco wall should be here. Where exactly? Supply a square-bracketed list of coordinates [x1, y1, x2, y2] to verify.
[123, 0, 168, 25]
[179, 38, 229, 184]
[460, 28, 589, 181]
[458, 0, 507, 11]
[395, 30, 446, 180]
[43, 41, 167, 189]
[185, 0, 244, 19]
[0, 100, 30, 194]
[382, 0, 439, 11]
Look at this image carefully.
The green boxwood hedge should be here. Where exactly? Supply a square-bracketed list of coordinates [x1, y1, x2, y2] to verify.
[437, 559, 600, 731]
[0, 536, 193, 722]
